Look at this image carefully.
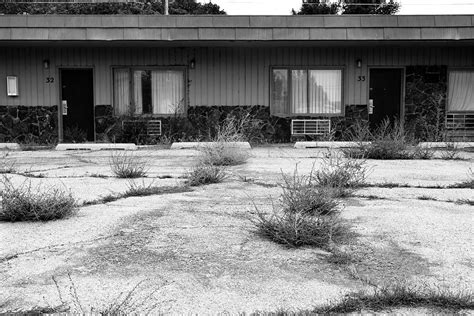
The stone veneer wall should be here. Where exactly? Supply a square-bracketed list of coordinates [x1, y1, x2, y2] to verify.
[0, 106, 58, 144]
[404, 65, 448, 141]
[93, 104, 371, 144]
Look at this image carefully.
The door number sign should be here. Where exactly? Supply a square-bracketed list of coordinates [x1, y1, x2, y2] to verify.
[46, 77, 54, 83]
[357, 76, 366, 82]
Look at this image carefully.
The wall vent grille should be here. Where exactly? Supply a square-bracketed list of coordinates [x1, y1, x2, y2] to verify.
[122, 120, 162, 136]
[291, 119, 331, 135]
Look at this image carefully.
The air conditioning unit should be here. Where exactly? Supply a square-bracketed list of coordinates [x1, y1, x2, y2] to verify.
[291, 119, 331, 135]
[122, 119, 162, 136]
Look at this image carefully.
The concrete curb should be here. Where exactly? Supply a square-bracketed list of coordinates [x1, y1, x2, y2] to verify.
[55, 143, 137, 151]
[0, 143, 21, 150]
[294, 141, 370, 149]
[419, 142, 474, 149]
[171, 142, 251, 149]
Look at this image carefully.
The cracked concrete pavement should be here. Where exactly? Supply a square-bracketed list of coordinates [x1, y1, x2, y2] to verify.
[0, 147, 472, 313]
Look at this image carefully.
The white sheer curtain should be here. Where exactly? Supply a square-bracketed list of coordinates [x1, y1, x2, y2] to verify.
[151, 70, 184, 114]
[291, 70, 307, 114]
[271, 69, 288, 115]
[448, 70, 474, 112]
[133, 70, 144, 115]
[309, 70, 342, 114]
[113, 69, 130, 115]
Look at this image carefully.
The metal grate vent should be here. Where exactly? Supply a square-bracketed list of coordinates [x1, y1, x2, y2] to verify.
[445, 113, 474, 140]
[291, 119, 331, 135]
[122, 120, 162, 136]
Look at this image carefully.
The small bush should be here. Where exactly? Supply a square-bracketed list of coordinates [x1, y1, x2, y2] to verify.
[313, 151, 368, 197]
[125, 180, 191, 197]
[280, 167, 339, 216]
[0, 177, 76, 222]
[440, 143, 462, 160]
[252, 207, 350, 248]
[109, 151, 149, 178]
[451, 167, 474, 189]
[200, 116, 250, 166]
[345, 119, 422, 160]
[186, 164, 226, 186]
[312, 284, 474, 313]
[251, 164, 352, 249]
[0, 152, 16, 174]
[200, 144, 249, 166]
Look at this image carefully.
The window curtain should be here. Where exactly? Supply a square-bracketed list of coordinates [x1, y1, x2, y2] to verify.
[309, 70, 342, 114]
[151, 70, 184, 114]
[291, 70, 308, 114]
[113, 69, 130, 116]
[448, 70, 474, 112]
[271, 69, 288, 116]
[133, 70, 144, 115]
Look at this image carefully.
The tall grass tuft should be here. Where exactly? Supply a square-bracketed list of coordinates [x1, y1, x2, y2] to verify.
[0, 177, 77, 222]
[109, 151, 149, 178]
[251, 163, 354, 249]
[344, 119, 433, 160]
[200, 116, 250, 166]
[313, 151, 368, 197]
[312, 283, 474, 313]
[186, 163, 226, 186]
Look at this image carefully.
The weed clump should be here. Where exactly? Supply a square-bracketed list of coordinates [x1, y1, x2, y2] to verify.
[251, 163, 354, 249]
[0, 177, 76, 222]
[109, 151, 149, 178]
[312, 284, 474, 313]
[252, 208, 350, 248]
[313, 151, 368, 197]
[280, 167, 339, 216]
[199, 116, 250, 166]
[344, 119, 434, 160]
[186, 164, 226, 186]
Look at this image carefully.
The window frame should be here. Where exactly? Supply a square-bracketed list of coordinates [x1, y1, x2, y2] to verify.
[447, 67, 474, 114]
[270, 66, 345, 117]
[112, 66, 188, 117]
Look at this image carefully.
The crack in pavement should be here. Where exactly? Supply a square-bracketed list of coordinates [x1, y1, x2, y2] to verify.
[0, 233, 123, 263]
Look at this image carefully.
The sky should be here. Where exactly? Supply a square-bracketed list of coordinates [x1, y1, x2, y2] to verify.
[199, 0, 474, 15]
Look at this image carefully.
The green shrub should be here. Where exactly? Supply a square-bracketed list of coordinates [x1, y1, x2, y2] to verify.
[0, 177, 76, 222]
[109, 151, 149, 178]
[186, 164, 226, 186]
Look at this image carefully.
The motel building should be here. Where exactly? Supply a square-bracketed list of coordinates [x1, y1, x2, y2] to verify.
[0, 4, 473, 144]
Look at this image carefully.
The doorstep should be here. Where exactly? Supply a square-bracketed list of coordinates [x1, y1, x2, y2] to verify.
[55, 143, 137, 151]
[0, 143, 21, 151]
[294, 141, 370, 149]
[418, 142, 474, 149]
[171, 142, 251, 149]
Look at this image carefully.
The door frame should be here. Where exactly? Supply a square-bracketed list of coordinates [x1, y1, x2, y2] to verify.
[58, 66, 96, 143]
[367, 66, 406, 123]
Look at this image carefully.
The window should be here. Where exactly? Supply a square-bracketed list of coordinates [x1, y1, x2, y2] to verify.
[448, 69, 474, 112]
[113, 68, 185, 116]
[271, 68, 343, 116]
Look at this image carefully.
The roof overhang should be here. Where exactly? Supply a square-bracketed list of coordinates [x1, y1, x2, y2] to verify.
[0, 15, 473, 43]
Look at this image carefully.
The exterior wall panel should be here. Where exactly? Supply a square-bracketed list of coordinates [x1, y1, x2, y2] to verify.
[1, 46, 473, 110]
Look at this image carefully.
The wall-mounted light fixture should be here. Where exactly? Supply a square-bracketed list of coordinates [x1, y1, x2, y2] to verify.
[43, 59, 50, 69]
[189, 58, 196, 69]
[7, 76, 19, 97]
[356, 59, 362, 68]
